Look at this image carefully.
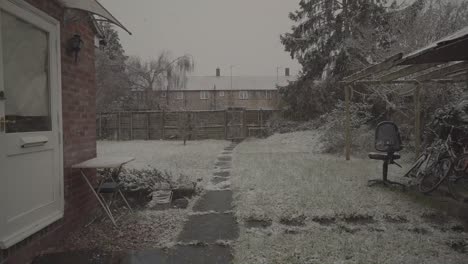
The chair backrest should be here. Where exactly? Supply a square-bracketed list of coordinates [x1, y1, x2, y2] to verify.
[375, 121, 402, 152]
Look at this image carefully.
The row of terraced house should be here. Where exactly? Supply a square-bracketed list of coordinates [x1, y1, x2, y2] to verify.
[131, 68, 296, 111]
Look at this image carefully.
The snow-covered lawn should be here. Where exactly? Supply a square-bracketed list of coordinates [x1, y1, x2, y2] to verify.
[231, 131, 468, 264]
[57, 140, 230, 251]
[98, 140, 230, 185]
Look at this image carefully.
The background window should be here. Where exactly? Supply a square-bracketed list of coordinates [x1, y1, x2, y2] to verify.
[176, 92, 184, 100]
[219, 91, 225, 97]
[239, 91, 249, 100]
[161, 92, 167, 98]
[200, 91, 209, 100]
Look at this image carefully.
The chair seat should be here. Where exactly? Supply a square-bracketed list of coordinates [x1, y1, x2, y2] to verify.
[96, 182, 118, 193]
[368, 152, 401, 161]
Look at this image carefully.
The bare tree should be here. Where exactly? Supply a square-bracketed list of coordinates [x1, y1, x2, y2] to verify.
[127, 52, 195, 110]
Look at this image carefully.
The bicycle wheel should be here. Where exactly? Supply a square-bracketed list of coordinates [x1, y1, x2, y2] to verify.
[404, 154, 426, 178]
[419, 157, 453, 194]
[448, 155, 468, 201]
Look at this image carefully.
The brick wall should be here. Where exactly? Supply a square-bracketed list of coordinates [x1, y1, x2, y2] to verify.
[133, 90, 281, 111]
[1, 1, 97, 263]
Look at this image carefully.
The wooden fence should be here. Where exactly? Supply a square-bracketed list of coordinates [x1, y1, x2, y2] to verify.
[97, 109, 281, 141]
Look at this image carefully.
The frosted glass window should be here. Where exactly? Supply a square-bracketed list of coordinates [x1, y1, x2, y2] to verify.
[1, 10, 51, 133]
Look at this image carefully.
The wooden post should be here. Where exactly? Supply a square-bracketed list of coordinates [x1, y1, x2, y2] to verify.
[98, 113, 102, 139]
[147, 112, 151, 140]
[242, 108, 247, 139]
[161, 110, 165, 140]
[224, 110, 228, 140]
[414, 84, 422, 157]
[117, 112, 121, 141]
[345, 85, 351, 161]
[130, 112, 133, 140]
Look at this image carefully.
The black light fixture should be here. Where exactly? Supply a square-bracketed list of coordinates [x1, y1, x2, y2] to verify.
[69, 34, 83, 63]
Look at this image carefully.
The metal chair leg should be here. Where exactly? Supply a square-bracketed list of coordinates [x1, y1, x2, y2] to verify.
[80, 169, 118, 228]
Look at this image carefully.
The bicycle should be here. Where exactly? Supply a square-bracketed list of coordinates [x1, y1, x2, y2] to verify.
[403, 126, 442, 181]
[419, 125, 468, 194]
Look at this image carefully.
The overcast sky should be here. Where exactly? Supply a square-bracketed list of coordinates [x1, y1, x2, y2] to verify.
[98, 0, 302, 77]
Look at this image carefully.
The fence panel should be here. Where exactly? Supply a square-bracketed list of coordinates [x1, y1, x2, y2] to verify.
[97, 109, 280, 141]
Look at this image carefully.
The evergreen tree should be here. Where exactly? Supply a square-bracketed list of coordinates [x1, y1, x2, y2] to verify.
[281, 0, 393, 81]
[95, 23, 130, 112]
[279, 0, 395, 119]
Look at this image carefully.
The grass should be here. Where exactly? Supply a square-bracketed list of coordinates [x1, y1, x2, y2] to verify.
[98, 139, 230, 185]
[231, 131, 468, 264]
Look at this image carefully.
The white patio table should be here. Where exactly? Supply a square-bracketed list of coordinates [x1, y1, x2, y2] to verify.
[72, 157, 135, 228]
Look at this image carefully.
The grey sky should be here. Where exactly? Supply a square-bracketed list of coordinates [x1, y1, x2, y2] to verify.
[99, 0, 301, 77]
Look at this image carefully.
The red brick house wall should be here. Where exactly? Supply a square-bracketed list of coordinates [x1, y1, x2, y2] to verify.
[0, 1, 97, 263]
[133, 89, 281, 111]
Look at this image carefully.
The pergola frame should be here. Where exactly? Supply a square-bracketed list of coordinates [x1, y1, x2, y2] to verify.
[340, 27, 468, 160]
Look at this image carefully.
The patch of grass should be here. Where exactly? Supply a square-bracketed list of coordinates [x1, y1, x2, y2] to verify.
[231, 131, 468, 263]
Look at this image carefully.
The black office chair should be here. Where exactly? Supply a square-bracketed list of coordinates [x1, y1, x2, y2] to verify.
[368, 121, 405, 188]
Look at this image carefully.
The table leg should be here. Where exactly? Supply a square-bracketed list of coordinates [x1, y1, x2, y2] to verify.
[110, 166, 134, 213]
[79, 169, 118, 227]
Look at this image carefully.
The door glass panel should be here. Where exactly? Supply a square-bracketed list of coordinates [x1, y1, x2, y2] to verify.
[1, 10, 51, 133]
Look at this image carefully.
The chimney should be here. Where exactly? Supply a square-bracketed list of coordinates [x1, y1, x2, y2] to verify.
[216, 68, 221, 77]
[285, 68, 290, 77]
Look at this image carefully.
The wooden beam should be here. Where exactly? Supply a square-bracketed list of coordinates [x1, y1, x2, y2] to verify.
[345, 85, 351, 161]
[343, 79, 466, 85]
[416, 62, 468, 81]
[377, 63, 440, 82]
[343, 53, 403, 82]
[414, 85, 422, 158]
[447, 70, 468, 81]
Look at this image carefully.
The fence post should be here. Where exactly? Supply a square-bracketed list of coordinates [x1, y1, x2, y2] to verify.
[242, 108, 247, 139]
[161, 110, 165, 140]
[147, 112, 151, 140]
[224, 110, 228, 140]
[130, 112, 133, 140]
[117, 112, 121, 141]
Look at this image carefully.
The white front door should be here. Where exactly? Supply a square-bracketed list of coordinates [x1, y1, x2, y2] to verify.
[0, 0, 63, 249]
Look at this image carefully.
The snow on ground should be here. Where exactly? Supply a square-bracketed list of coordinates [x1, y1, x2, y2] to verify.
[56, 140, 229, 252]
[231, 131, 468, 264]
[98, 140, 230, 186]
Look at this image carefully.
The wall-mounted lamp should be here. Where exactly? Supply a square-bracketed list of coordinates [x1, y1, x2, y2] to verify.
[69, 34, 83, 63]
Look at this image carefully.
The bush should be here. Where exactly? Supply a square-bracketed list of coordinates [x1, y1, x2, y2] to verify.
[104, 167, 191, 192]
[319, 101, 374, 154]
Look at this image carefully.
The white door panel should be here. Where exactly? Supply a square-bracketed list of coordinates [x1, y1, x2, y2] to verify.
[0, 0, 63, 249]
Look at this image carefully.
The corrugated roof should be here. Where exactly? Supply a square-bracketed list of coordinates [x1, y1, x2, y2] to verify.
[181, 76, 296, 91]
[400, 26, 468, 65]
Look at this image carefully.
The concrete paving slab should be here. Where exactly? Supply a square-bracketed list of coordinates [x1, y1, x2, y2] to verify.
[212, 177, 229, 184]
[193, 190, 233, 212]
[217, 156, 232, 162]
[33, 251, 121, 264]
[178, 214, 239, 242]
[119, 245, 232, 264]
[213, 171, 230, 177]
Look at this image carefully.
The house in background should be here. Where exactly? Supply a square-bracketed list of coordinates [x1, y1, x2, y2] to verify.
[0, 0, 129, 263]
[131, 68, 296, 111]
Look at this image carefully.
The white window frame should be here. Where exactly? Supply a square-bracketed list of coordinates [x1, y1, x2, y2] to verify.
[239, 91, 249, 100]
[219, 91, 225, 97]
[176, 91, 184, 100]
[200, 91, 209, 100]
[265, 90, 273, 100]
